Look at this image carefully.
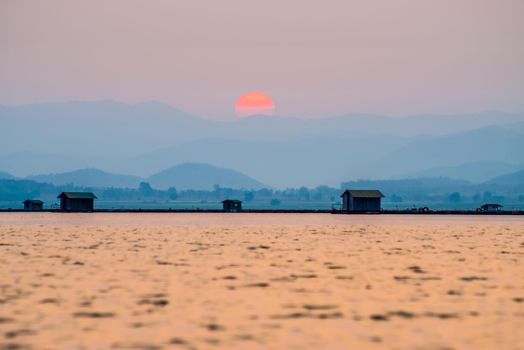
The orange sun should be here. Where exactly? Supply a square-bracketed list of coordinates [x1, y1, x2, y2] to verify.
[235, 92, 275, 117]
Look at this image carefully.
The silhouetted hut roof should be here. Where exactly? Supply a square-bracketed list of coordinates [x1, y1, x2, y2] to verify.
[340, 190, 384, 198]
[57, 192, 97, 199]
[222, 199, 242, 203]
[480, 203, 503, 209]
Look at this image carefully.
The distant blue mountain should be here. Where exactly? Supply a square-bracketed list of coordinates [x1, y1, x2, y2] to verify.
[2, 100, 524, 187]
[0, 171, 15, 180]
[361, 125, 524, 180]
[28, 168, 142, 188]
[398, 160, 523, 183]
[0, 100, 216, 158]
[23, 163, 265, 190]
[485, 169, 524, 187]
[147, 163, 265, 190]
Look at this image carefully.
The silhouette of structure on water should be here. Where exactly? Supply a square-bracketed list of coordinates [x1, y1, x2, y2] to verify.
[340, 190, 384, 212]
[478, 203, 503, 212]
[23, 199, 43, 211]
[222, 199, 242, 212]
[58, 192, 97, 212]
[6, 188, 520, 215]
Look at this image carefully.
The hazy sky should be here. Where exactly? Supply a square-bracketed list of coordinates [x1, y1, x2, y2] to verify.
[1, 0, 523, 120]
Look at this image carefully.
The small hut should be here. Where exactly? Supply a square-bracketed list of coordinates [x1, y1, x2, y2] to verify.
[222, 199, 242, 212]
[480, 203, 503, 212]
[57, 192, 97, 212]
[23, 199, 44, 211]
[340, 190, 384, 212]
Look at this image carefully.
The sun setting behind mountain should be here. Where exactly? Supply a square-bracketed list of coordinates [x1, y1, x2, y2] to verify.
[235, 92, 275, 117]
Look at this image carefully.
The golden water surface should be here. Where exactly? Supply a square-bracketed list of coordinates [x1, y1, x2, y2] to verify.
[1, 213, 523, 349]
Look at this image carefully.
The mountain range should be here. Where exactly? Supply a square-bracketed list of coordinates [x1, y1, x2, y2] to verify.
[398, 161, 524, 183]
[0, 171, 15, 180]
[1, 100, 524, 187]
[3, 163, 524, 194]
[485, 169, 524, 187]
[23, 163, 264, 191]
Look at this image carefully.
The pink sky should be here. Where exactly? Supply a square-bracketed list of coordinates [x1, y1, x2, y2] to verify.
[1, 0, 523, 120]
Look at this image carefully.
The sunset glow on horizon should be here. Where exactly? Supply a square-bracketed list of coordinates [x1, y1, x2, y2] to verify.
[1, 1, 523, 119]
[235, 92, 275, 117]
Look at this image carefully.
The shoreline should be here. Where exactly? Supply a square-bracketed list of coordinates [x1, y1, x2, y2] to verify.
[1, 208, 524, 215]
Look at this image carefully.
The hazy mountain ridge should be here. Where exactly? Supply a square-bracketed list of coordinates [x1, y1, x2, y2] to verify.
[131, 135, 408, 187]
[362, 125, 524, 179]
[148, 163, 265, 190]
[0, 101, 219, 157]
[2, 101, 524, 187]
[28, 168, 143, 188]
[136, 125, 524, 187]
[398, 161, 524, 183]
[0, 171, 16, 180]
[484, 169, 524, 187]
[14, 163, 265, 191]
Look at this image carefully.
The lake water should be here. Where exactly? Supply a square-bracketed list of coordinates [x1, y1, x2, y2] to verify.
[1, 213, 523, 349]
